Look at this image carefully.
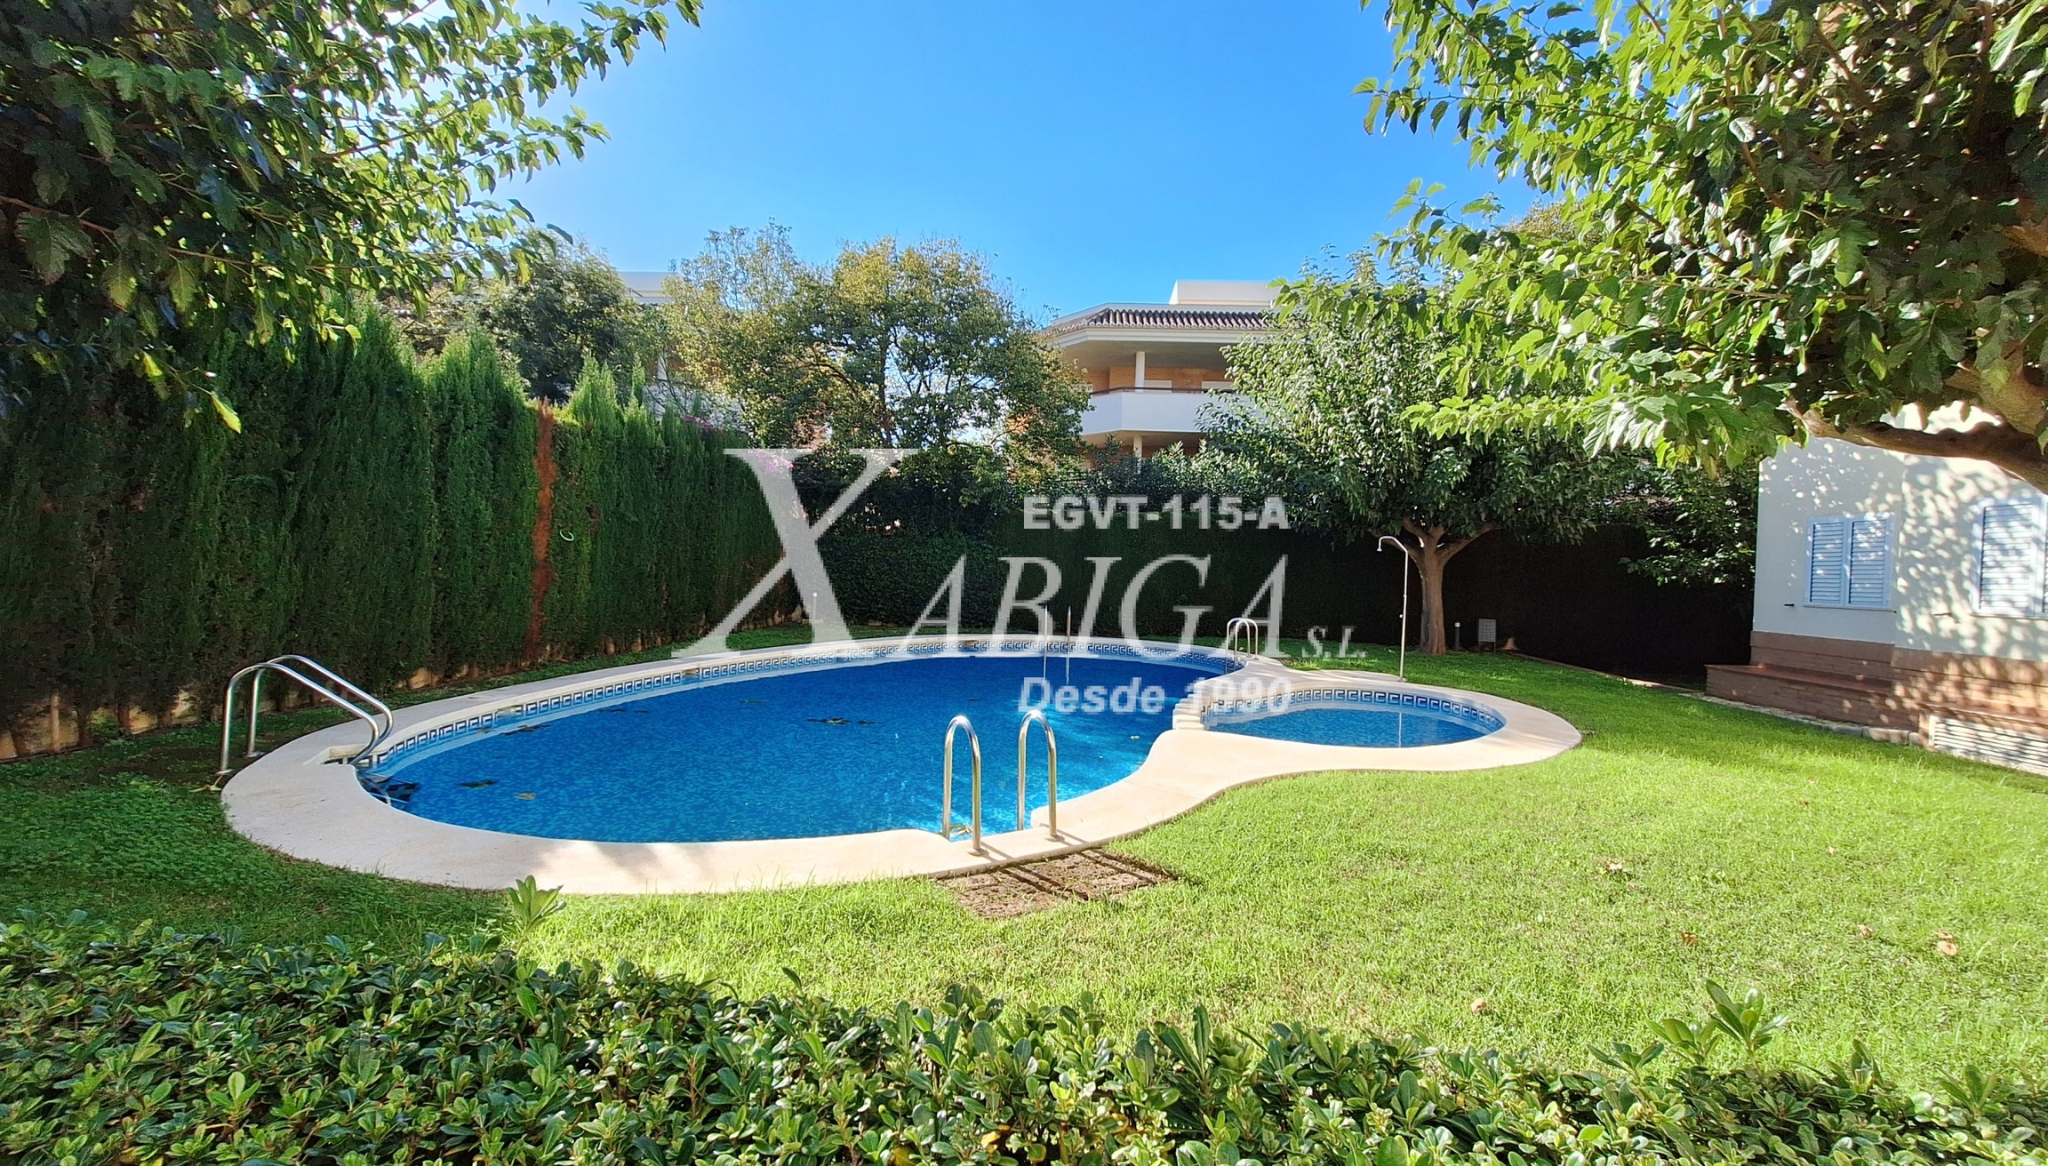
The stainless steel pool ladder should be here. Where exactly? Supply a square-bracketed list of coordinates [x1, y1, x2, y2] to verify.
[1018, 709, 1059, 839]
[1223, 616, 1263, 661]
[941, 714, 985, 854]
[217, 655, 395, 777]
[943, 712, 1061, 853]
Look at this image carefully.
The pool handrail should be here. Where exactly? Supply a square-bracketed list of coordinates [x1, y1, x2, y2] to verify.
[251, 654, 394, 756]
[1018, 709, 1059, 839]
[218, 656, 392, 777]
[941, 714, 984, 854]
[1223, 617, 1263, 661]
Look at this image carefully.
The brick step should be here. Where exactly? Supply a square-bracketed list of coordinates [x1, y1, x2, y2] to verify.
[1707, 663, 2048, 739]
[1751, 650, 1894, 684]
[1707, 663, 1888, 693]
[1704, 664, 1910, 729]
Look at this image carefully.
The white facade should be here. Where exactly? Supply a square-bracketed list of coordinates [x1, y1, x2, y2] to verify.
[619, 272, 671, 305]
[1077, 390, 1214, 454]
[1168, 280, 1280, 307]
[1756, 428, 2048, 662]
[1043, 281, 1275, 454]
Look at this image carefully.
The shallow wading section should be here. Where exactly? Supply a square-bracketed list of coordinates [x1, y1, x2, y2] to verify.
[222, 639, 1580, 894]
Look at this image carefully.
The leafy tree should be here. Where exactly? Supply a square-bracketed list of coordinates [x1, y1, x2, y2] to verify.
[1342, 0, 2048, 490]
[1611, 461, 1759, 589]
[648, 225, 804, 430]
[475, 235, 661, 402]
[1206, 275, 1626, 654]
[664, 230, 1086, 470]
[1, 0, 695, 410]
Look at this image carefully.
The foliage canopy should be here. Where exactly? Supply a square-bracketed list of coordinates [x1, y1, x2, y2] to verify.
[1343, 0, 2048, 489]
[1207, 275, 1626, 652]
[0, 0, 694, 407]
[475, 234, 662, 402]
[664, 227, 1086, 469]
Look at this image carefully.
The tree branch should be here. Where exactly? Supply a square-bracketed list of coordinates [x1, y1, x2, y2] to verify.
[1791, 402, 2048, 491]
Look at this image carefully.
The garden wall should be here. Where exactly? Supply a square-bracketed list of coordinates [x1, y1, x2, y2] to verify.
[823, 523, 1751, 676]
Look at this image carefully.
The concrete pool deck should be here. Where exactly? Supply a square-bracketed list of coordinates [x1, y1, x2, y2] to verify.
[222, 640, 1580, 894]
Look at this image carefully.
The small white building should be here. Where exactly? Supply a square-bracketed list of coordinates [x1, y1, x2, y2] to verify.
[1042, 280, 1275, 457]
[1708, 409, 2048, 772]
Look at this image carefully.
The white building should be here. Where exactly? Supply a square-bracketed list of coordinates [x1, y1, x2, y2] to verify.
[619, 272, 672, 305]
[1042, 280, 1275, 457]
[1707, 409, 2048, 772]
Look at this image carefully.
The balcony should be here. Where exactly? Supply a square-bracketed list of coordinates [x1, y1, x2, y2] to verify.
[1079, 388, 1217, 451]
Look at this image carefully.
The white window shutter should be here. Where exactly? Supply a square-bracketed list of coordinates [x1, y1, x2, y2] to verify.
[1978, 500, 2046, 616]
[1808, 518, 1849, 605]
[1847, 515, 1892, 608]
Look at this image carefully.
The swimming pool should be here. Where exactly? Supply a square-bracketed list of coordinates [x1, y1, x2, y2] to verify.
[367, 650, 1226, 843]
[1205, 693, 1505, 747]
[224, 640, 1581, 893]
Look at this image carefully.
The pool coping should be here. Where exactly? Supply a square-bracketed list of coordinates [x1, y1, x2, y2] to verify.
[221, 638, 1580, 894]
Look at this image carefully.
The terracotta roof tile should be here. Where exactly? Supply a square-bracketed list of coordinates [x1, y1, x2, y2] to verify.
[1047, 305, 1271, 336]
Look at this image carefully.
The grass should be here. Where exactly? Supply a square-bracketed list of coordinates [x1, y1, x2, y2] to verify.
[6, 636, 2048, 1082]
[0, 627, 836, 944]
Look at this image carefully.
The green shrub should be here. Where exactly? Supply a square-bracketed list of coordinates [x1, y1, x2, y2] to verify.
[3, 916, 2042, 1166]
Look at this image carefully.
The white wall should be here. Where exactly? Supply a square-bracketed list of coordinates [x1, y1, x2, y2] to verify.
[1897, 452, 2048, 659]
[1754, 439, 1905, 644]
[1079, 389, 1211, 439]
[1756, 432, 2048, 660]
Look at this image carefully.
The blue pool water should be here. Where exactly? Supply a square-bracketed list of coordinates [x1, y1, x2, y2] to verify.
[1207, 699, 1501, 747]
[373, 653, 1220, 843]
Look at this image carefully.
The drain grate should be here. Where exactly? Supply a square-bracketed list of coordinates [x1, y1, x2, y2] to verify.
[938, 849, 1175, 918]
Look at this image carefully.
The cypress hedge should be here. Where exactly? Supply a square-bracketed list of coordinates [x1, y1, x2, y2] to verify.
[0, 310, 783, 743]
[3, 915, 2042, 1166]
[542, 364, 786, 657]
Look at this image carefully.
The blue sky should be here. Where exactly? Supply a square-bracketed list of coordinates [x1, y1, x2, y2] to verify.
[511, 0, 1525, 319]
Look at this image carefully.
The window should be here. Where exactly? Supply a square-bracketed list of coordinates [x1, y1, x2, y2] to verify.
[1807, 514, 1892, 608]
[1977, 498, 2048, 616]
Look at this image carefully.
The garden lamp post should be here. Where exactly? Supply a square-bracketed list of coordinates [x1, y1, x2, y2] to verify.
[1377, 535, 1410, 681]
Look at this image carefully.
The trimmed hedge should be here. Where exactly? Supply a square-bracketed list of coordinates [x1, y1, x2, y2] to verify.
[0, 315, 784, 736]
[3, 917, 2042, 1166]
[541, 365, 784, 657]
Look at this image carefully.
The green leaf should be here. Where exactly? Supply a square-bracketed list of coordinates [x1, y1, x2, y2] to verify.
[168, 261, 199, 310]
[206, 389, 242, 432]
[16, 212, 93, 280]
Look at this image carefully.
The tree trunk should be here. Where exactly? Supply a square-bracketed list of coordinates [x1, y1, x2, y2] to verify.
[1399, 522, 1488, 655]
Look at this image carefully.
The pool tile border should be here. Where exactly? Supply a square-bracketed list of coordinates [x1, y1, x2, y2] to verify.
[364, 637, 1234, 781]
[222, 641, 1580, 894]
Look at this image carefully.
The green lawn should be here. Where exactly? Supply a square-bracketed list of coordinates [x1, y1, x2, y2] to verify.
[6, 639, 2047, 1082]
